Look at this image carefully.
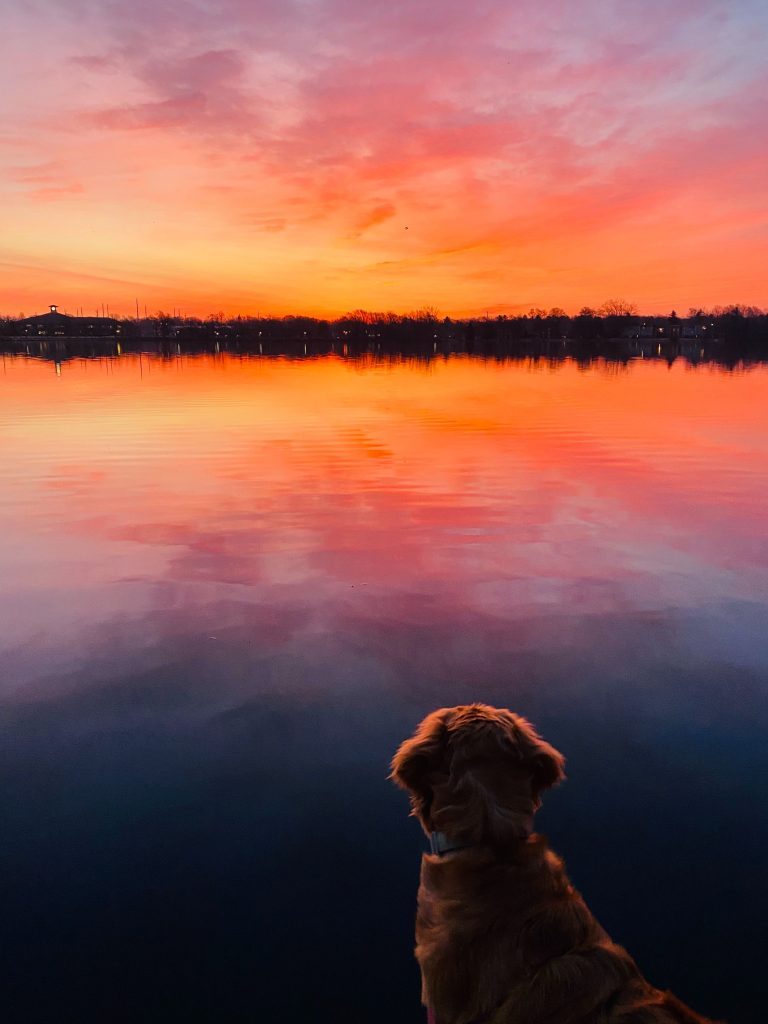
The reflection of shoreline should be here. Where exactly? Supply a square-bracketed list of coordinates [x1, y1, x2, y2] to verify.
[2, 335, 766, 370]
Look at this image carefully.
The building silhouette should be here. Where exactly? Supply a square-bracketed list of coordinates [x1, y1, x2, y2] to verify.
[16, 304, 122, 337]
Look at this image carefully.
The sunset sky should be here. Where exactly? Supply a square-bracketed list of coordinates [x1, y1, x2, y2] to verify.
[1, 0, 766, 318]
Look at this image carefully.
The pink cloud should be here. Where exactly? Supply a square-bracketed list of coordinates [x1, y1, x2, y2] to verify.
[70, 55, 116, 72]
[90, 92, 209, 130]
[139, 49, 246, 95]
[29, 183, 86, 200]
[352, 203, 396, 235]
[9, 161, 64, 184]
[86, 49, 259, 133]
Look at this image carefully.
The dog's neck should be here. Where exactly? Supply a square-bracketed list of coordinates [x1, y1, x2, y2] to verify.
[425, 772, 538, 856]
[428, 815, 534, 856]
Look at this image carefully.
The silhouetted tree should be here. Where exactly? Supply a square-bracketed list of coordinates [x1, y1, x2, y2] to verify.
[599, 299, 637, 317]
[573, 307, 603, 340]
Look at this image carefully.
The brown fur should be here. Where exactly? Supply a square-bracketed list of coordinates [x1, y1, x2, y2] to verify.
[391, 704, 722, 1024]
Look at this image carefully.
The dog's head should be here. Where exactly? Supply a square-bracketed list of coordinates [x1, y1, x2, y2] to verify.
[391, 704, 565, 843]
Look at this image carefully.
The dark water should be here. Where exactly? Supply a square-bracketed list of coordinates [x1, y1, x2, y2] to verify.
[1, 353, 767, 1023]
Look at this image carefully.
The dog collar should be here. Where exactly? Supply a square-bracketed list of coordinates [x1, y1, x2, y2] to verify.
[429, 832, 475, 856]
[429, 820, 533, 856]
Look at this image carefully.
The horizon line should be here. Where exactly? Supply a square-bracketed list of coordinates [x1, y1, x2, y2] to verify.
[3, 303, 767, 322]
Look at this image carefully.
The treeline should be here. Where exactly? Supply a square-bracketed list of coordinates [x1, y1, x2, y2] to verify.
[2, 303, 767, 347]
[144, 304, 767, 347]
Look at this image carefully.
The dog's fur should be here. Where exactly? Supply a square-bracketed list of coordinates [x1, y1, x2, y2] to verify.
[391, 704, 721, 1024]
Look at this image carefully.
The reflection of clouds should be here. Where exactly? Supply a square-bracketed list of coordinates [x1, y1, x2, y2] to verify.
[2, 356, 768, 697]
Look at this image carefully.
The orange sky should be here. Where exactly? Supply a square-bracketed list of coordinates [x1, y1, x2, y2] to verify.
[1, 1, 766, 318]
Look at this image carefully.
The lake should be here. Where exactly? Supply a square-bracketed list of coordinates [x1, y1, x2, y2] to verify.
[2, 349, 766, 1023]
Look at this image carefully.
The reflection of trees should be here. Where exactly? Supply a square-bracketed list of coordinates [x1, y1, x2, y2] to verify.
[4, 333, 768, 373]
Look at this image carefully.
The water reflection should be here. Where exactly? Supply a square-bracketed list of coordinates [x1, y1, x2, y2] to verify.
[2, 334, 768, 371]
[1, 354, 767, 1023]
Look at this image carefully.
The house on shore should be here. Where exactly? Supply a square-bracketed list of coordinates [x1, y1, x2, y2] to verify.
[635, 316, 715, 341]
[15, 305, 123, 337]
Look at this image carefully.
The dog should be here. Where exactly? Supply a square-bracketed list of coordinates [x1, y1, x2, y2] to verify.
[391, 704, 721, 1024]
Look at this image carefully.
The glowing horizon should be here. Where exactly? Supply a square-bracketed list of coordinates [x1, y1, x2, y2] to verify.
[1, 1, 766, 319]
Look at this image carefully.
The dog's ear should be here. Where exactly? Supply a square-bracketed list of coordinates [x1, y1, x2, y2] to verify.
[390, 709, 451, 830]
[508, 714, 566, 801]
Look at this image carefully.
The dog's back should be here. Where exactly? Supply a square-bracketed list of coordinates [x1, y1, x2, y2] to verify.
[417, 840, 719, 1024]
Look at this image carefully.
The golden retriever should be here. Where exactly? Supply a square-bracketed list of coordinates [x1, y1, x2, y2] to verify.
[391, 704, 721, 1024]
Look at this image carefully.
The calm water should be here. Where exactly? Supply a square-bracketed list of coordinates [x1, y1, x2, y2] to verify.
[2, 352, 767, 1023]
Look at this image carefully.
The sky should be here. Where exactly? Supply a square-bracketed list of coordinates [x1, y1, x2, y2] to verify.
[1, 0, 766, 318]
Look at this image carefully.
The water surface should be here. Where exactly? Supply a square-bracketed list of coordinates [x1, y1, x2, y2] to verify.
[2, 352, 767, 1023]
